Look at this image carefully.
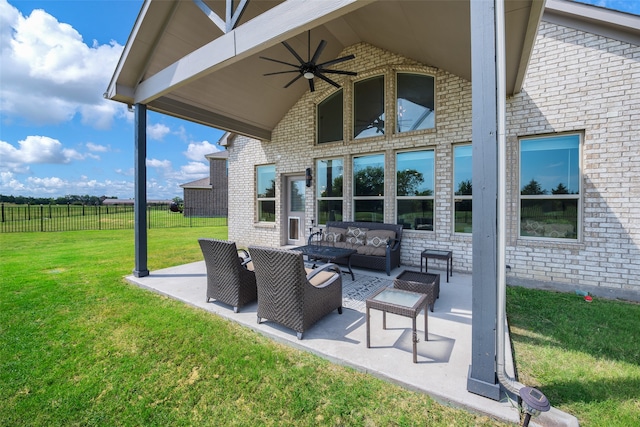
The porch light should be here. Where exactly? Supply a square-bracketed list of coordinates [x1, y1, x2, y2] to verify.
[305, 168, 312, 187]
[519, 387, 550, 427]
[303, 71, 314, 79]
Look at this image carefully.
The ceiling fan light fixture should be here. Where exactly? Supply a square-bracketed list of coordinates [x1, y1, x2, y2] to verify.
[303, 71, 314, 79]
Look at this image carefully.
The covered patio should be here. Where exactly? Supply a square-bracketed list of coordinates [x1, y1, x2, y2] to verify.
[108, 1, 581, 425]
[126, 262, 526, 423]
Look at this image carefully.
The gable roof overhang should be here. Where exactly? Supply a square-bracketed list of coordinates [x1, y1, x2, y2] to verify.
[106, 0, 545, 141]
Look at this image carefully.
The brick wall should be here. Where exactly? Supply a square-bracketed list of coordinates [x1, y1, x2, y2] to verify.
[228, 24, 640, 299]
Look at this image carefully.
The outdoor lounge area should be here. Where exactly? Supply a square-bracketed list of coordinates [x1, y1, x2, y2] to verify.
[126, 259, 528, 425]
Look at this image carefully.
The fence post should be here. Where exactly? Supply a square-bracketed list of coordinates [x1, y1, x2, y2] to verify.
[147, 204, 151, 229]
[1, 203, 4, 223]
[40, 204, 44, 232]
[97, 203, 101, 230]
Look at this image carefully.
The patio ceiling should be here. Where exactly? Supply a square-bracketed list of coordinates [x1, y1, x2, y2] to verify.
[106, 0, 544, 141]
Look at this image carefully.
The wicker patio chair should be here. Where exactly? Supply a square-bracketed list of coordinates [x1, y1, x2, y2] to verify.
[198, 238, 258, 313]
[248, 246, 343, 340]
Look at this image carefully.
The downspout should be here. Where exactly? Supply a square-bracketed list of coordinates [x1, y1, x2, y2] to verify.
[495, 0, 523, 395]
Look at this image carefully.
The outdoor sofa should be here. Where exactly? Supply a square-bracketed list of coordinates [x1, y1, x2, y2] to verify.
[308, 221, 403, 276]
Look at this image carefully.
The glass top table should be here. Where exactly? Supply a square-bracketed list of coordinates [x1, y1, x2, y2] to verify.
[366, 287, 429, 363]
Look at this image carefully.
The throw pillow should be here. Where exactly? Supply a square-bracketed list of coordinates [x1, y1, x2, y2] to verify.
[323, 231, 343, 243]
[365, 229, 396, 248]
[346, 226, 368, 245]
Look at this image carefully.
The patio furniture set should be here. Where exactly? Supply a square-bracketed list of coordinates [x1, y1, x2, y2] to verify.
[198, 236, 452, 362]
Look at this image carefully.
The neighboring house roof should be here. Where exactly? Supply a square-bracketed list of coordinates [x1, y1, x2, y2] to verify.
[180, 177, 211, 189]
[205, 150, 229, 160]
[105, 0, 544, 141]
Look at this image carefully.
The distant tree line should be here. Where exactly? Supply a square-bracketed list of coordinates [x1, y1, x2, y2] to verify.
[0, 194, 116, 205]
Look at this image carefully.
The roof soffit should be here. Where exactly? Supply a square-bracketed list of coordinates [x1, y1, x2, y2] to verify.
[108, 0, 542, 140]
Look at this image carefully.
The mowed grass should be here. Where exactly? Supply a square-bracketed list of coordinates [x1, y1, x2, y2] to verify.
[1, 229, 508, 426]
[506, 286, 640, 426]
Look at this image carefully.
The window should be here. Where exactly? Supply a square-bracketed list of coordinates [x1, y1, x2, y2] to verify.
[520, 134, 580, 240]
[397, 73, 435, 133]
[453, 145, 472, 233]
[256, 165, 276, 222]
[353, 154, 385, 222]
[354, 76, 385, 139]
[316, 158, 344, 224]
[396, 150, 434, 230]
[317, 90, 343, 144]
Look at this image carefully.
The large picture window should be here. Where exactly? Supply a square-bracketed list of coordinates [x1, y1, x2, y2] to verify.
[453, 145, 472, 233]
[256, 164, 276, 222]
[396, 150, 434, 230]
[520, 134, 581, 240]
[396, 73, 435, 133]
[353, 154, 385, 222]
[354, 76, 385, 139]
[317, 90, 343, 144]
[316, 158, 344, 224]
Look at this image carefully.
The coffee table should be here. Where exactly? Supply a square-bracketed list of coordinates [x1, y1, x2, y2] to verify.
[293, 244, 357, 280]
[420, 249, 453, 282]
[366, 287, 429, 363]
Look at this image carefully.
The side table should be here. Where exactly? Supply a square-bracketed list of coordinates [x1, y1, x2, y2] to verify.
[420, 249, 452, 283]
[366, 287, 429, 363]
[394, 270, 440, 312]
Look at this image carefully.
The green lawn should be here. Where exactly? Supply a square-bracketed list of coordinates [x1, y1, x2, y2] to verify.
[506, 286, 640, 426]
[1, 229, 507, 426]
[1, 229, 638, 426]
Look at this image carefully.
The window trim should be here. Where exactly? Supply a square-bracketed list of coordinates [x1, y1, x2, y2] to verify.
[316, 89, 344, 145]
[316, 157, 344, 225]
[453, 143, 472, 234]
[352, 153, 385, 223]
[256, 164, 276, 223]
[395, 71, 436, 135]
[395, 148, 435, 232]
[518, 133, 582, 241]
[352, 75, 386, 140]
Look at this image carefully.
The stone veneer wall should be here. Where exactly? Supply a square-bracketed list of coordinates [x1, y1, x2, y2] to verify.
[228, 21, 640, 300]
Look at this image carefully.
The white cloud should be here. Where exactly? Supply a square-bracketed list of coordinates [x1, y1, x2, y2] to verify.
[146, 158, 172, 170]
[0, 136, 84, 172]
[86, 142, 109, 153]
[0, 1, 125, 128]
[184, 140, 221, 161]
[148, 123, 171, 141]
[180, 161, 209, 176]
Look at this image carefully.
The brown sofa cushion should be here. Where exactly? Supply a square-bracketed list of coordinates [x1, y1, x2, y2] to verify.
[356, 245, 386, 256]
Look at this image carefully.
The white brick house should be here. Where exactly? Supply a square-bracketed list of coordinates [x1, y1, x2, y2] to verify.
[107, 0, 638, 400]
[106, 0, 639, 303]
[223, 8, 639, 301]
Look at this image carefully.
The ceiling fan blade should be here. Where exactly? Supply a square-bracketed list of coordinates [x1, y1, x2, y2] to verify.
[263, 70, 300, 76]
[315, 73, 341, 89]
[259, 56, 300, 68]
[317, 54, 355, 68]
[308, 78, 315, 92]
[310, 40, 327, 64]
[283, 73, 303, 88]
[319, 69, 358, 76]
[281, 41, 305, 65]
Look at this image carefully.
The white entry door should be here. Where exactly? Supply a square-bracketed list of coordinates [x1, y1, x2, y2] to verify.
[286, 176, 306, 246]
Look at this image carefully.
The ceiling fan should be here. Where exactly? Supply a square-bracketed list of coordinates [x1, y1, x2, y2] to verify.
[260, 31, 357, 92]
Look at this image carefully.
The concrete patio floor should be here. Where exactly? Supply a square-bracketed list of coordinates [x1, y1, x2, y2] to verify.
[125, 262, 571, 426]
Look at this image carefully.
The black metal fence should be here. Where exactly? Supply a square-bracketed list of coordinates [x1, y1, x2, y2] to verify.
[0, 203, 227, 233]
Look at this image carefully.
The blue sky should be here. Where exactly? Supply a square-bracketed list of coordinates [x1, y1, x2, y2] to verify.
[1, 0, 225, 200]
[0, 0, 638, 200]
